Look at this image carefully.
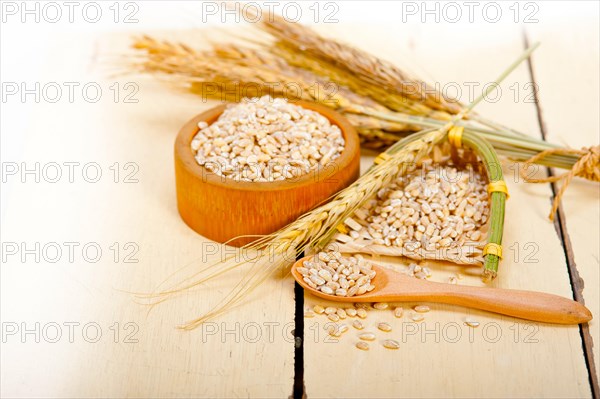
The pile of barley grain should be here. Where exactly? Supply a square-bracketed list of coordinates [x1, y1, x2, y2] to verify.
[341, 163, 489, 255]
[298, 251, 376, 297]
[191, 95, 345, 182]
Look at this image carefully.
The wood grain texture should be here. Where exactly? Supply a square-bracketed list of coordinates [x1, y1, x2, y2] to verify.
[527, 6, 600, 391]
[174, 102, 360, 247]
[0, 31, 296, 398]
[303, 21, 592, 399]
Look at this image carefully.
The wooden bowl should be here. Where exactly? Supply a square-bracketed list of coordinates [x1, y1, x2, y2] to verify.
[174, 101, 361, 247]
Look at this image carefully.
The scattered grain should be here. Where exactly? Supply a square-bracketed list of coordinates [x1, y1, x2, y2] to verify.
[383, 339, 400, 350]
[465, 318, 480, 328]
[313, 305, 325, 314]
[394, 307, 404, 318]
[328, 314, 340, 322]
[356, 341, 370, 351]
[357, 308, 368, 319]
[411, 313, 425, 322]
[352, 320, 364, 330]
[358, 332, 376, 341]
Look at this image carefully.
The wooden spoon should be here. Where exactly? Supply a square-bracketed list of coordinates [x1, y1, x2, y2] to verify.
[291, 256, 592, 325]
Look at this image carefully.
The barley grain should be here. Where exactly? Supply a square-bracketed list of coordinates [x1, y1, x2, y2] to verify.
[357, 308, 368, 319]
[192, 96, 344, 182]
[345, 163, 490, 265]
[328, 313, 340, 322]
[411, 313, 425, 322]
[320, 286, 334, 295]
[465, 318, 480, 327]
[394, 307, 404, 318]
[302, 251, 376, 297]
[383, 339, 400, 350]
[356, 341, 370, 351]
[352, 320, 364, 330]
[359, 332, 376, 341]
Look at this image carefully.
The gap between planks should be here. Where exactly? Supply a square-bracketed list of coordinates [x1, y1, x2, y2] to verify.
[523, 30, 599, 399]
[293, 258, 306, 398]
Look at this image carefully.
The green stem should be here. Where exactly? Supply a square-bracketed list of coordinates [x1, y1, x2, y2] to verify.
[463, 42, 540, 115]
[461, 131, 507, 279]
[352, 108, 580, 169]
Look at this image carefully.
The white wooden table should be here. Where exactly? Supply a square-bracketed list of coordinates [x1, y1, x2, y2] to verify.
[1, 2, 598, 398]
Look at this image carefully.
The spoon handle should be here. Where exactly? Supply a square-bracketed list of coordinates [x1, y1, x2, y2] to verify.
[426, 284, 592, 324]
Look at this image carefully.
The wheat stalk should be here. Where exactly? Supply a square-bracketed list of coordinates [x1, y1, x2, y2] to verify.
[142, 126, 445, 329]
[131, 34, 586, 169]
[257, 14, 462, 116]
[252, 15, 595, 171]
[132, 36, 412, 149]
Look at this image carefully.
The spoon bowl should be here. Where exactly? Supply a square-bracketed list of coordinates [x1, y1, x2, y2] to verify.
[292, 255, 592, 325]
[292, 261, 392, 303]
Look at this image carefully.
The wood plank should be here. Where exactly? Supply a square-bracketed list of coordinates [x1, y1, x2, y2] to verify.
[303, 20, 591, 398]
[0, 31, 295, 398]
[526, 4, 600, 391]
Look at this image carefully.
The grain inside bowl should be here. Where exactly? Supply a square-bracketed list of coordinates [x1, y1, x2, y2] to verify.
[191, 95, 345, 182]
[174, 99, 360, 247]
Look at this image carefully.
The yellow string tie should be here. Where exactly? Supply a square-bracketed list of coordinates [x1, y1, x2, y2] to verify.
[448, 125, 464, 148]
[483, 243, 503, 259]
[487, 180, 509, 199]
[336, 224, 348, 234]
[374, 152, 391, 165]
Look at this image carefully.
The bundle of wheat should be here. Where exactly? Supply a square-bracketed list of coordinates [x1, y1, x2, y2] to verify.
[131, 23, 597, 184]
